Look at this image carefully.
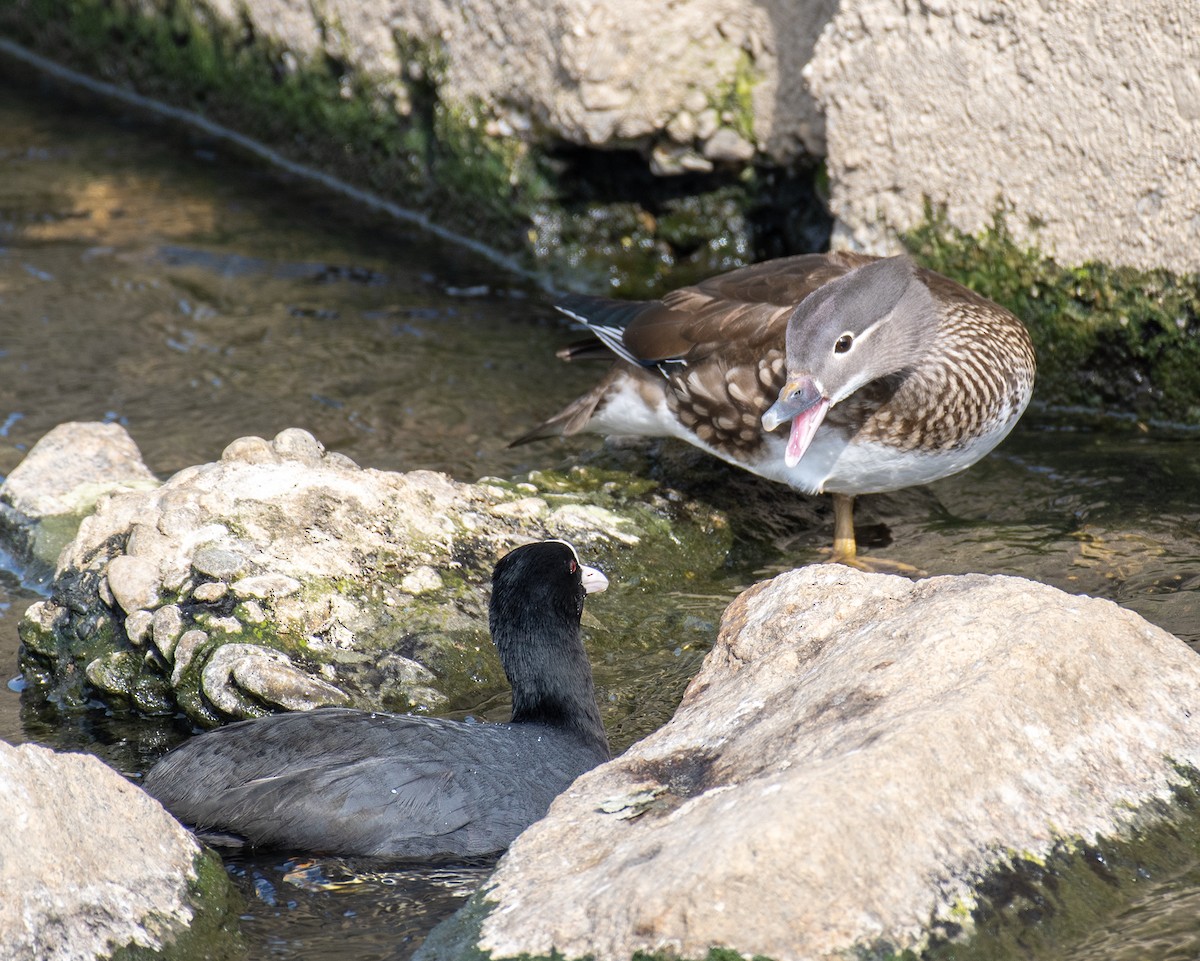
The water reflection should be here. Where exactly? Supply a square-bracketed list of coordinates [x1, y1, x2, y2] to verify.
[226, 855, 490, 961]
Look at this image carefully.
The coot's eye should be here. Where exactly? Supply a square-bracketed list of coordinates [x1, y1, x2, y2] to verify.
[568, 559, 577, 574]
[834, 333, 853, 354]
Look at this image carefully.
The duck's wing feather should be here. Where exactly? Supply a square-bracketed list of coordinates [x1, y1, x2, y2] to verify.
[558, 251, 873, 366]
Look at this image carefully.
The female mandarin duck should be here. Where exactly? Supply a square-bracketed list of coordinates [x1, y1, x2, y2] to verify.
[517, 252, 1036, 571]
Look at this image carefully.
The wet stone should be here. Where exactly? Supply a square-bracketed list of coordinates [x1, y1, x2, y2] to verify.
[200, 643, 347, 716]
[323, 451, 360, 471]
[203, 615, 243, 634]
[97, 575, 115, 610]
[171, 630, 209, 686]
[105, 555, 161, 615]
[124, 609, 153, 647]
[192, 581, 227, 603]
[191, 546, 246, 581]
[271, 427, 325, 463]
[220, 435, 279, 464]
[232, 656, 350, 712]
[131, 669, 174, 715]
[200, 643, 286, 716]
[85, 651, 138, 697]
[151, 605, 184, 659]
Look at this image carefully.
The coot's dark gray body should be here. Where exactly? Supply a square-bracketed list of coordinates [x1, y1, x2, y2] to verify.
[143, 540, 610, 859]
[143, 707, 608, 858]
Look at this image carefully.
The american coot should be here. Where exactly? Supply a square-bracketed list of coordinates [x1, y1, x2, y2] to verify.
[142, 540, 610, 859]
[517, 253, 1036, 567]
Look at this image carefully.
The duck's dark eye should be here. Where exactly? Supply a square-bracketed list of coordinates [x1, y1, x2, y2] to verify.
[834, 333, 853, 354]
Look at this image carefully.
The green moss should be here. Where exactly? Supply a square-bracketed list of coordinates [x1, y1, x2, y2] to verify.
[18, 571, 134, 709]
[712, 50, 758, 145]
[905, 206, 1200, 424]
[108, 848, 245, 961]
[433, 98, 557, 230]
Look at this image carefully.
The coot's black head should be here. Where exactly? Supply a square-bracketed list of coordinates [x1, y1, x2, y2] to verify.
[489, 540, 609, 755]
[490, 539, 607, 628]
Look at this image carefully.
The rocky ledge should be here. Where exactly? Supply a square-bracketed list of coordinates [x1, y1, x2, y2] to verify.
[6, 422, 727, 726]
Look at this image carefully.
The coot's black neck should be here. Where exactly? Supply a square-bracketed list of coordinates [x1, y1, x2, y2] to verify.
[491, 590, 610, 759]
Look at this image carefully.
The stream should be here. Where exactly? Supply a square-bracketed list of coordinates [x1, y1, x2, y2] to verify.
[1, 73, 1198, 961]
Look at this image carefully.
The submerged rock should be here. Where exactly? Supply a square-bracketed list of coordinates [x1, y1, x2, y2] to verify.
[0, 739, 240, 960]
[16, 425, 726, 726]
[464, 566, 1200, 961]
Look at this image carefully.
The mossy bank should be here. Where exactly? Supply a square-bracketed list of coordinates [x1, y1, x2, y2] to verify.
[0, 0, 825, 296]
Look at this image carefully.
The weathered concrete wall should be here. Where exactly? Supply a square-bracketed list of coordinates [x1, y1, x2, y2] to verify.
[176, 0, 1200, 273]
[808, 0, 1200, 274]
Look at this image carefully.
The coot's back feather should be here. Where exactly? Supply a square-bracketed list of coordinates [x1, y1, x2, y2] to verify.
[146, 708, 605, 858]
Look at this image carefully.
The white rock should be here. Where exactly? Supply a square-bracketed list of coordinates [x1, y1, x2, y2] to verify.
[105, 555, 162, 615]
[0, 422, 158, 570]
[151, 605, 184, 659]
[192, 581, 228, 603]
[124, 609, 154, 647]
[0, 741, 208, 957]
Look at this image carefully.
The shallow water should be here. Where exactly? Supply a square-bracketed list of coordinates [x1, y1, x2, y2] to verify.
[0, 75, 1198, 960]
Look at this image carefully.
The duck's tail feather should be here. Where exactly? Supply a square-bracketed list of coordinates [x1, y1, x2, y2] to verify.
[508, 380, 611, 447]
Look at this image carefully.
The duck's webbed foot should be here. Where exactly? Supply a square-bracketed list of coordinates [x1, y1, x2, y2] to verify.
[826, 493, 927, 578]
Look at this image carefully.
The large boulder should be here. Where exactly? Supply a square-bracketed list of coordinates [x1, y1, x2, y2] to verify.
[807, 0, 1199, 274]
[456, 565, 1200, 960]
[0, 739, 240, 960]
[15, 425, 727, 726]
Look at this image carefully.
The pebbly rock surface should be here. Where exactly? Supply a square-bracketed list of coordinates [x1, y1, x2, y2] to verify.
[0, 739, 240, 961]
[186, 0, 830, 167]
[15, 425, 725, 726]
[465, 565, 1200, 961]
[0, 421, 158, 579]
